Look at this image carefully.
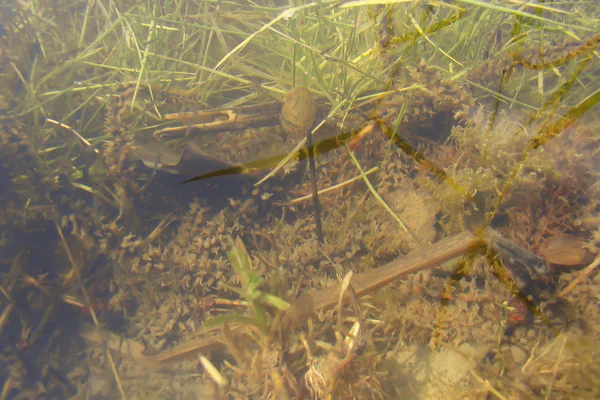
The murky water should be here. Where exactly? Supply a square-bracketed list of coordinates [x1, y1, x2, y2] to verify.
[1, 1, 599, 399]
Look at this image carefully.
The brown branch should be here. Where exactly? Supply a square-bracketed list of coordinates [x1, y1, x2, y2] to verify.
[81, 231, 485, 369]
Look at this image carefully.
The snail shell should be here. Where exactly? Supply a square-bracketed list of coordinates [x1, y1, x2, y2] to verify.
[280, 86, 316, 140]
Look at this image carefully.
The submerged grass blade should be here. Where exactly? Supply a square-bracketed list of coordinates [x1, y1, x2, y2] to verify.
[344, 137, 419, 242]
[453, 0, 595, 31]
[131, 18, 155, 111]
[213, 5, 306, 71]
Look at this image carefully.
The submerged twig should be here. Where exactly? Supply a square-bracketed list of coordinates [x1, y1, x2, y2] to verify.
[558, 253, 600, 297]
[80, 231, 485, 369]
[255, 136, 307, 186]
[545, 335, 567, 400]
[55, 222, 80, 283]
[198, 354, 229, 389]
[137, 213, 176, 248]
[306, 125, 324, 244]
[44, 118, 99, 154]
[81, 285, 129, 400]
[469, 367, 507, 400]
[285, 167, 378, 205]
[56, 220, 128, 399]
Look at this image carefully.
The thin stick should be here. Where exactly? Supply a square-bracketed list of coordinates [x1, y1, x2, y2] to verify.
[285, 167, 378, 205]
[545, 335, 567, 400]
[55, 222, 80, 283]
[56, 222, 128, 399]
[136, 213, 176, 248]
[0, 304, 14, 339]
[0, 376, 12, 400]
[469, 368, 507, 400]
[81, 231, 485, 368]
[44, 118, 99, 153]
[284, 231, 484, 324]
[81, 285, 129, 400]
[558, 253, 600, 297]
[198, 354, 228, 389]
[306, 126, 324, 244]
[255, 137, 307, 186]
[345, 138, 420, 243]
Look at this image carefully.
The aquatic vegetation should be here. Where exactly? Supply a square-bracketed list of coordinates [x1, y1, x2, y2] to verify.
[1, 0, 600, 399]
